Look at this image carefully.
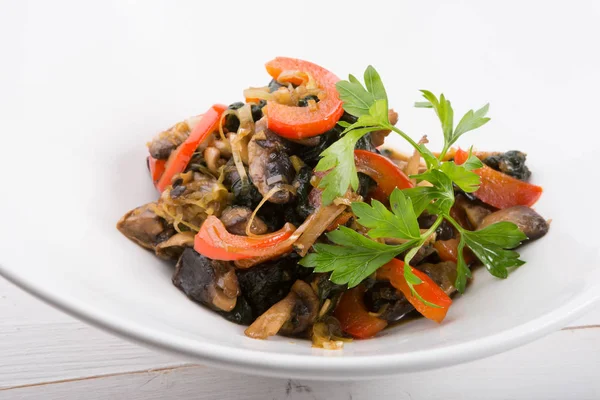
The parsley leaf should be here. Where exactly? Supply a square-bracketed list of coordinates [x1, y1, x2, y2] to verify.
[315, 127, 373, 205]
[461, 222, 527, 279]
[454, 236, 471, 293]
[454, 103, 490, 138]
[351, 188, 421, 240]
[299, 226, 415, 288]
[336, 66, 387, 117]
[439, 161, 481, 193]
[416, 91, 490, 159]
[409, 169, 455, 215]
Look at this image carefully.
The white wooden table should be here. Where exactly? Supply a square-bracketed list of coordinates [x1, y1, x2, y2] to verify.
[1, 276, 599, 400]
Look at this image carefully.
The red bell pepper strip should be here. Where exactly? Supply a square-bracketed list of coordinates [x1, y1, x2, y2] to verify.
[147, 156, 166, 186]
[194, 216, 296, 261]
[354, 150, 414, 196]
[377, 259, 452, 323]
[334, 286, 388, 339]
[454, 148, 542, 209]
[156, 104, 227, 193]
[264, 57, 344, 139]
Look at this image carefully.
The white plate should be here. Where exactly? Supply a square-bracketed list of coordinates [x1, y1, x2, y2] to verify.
[1, 0, 599, 380]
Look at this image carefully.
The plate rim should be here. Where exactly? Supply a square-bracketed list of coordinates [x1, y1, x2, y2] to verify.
[1, 262, 598, 380]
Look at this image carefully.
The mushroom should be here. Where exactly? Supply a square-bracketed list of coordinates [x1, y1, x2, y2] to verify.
[455, 194, 493, 228]
[280, 280, 320, 336]
[248, 118, 295, 204]
[116, 203, 171, 250]
[155, 231, 195, 260]
[244, 280, 318, 339]
[416, 261, 458, 295]
[173, 248, 240, 312]
[478, 206, 549, 241]
[244, 291, 297, 339]
[147, 115, 203, 159]
[220, 206, 268, 236]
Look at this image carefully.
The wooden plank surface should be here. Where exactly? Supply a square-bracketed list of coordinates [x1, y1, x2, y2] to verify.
[3, 328, 600, 400]
[1, 276, 600, 399]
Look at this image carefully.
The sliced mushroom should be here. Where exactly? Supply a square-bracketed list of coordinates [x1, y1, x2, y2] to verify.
[244, 280, 318, 339]
[478, 206, 549, 241]
[248, 118, 295, 204]
[117, 203, 171, 250]
[155, 231, 195, 260]
[455, 194, 493, 228]
[147, 115, 203, 159]
[220, 206, 268, 236]
[416, 261, 458, 295]
[173, 248, 240, 312]
[244, 291, 297, 339]
[280, 280, 319, 336]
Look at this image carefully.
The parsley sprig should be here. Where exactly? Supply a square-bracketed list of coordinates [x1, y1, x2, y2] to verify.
[300, 65, 528, 301]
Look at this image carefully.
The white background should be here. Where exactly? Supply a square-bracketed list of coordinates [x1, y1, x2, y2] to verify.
[2, 0, 600, 398]
[1, 276, 599, 399]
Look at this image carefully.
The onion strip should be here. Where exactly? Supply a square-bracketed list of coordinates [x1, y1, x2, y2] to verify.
[245, 184, 297, 237]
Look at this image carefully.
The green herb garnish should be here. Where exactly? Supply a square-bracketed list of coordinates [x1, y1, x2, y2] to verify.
[300, 66, 528, 300]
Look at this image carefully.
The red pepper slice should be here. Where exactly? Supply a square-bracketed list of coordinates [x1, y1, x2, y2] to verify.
[377, 259, 452, 323]
[264, 57, 344, 139]
[354, 150, 414, 196]
[156, 104, 227, 192]
[454, 148, 542, 209]
[194, 216, 296, 261]
[334, 286, 388, 339]
[147, 156, 166, 186]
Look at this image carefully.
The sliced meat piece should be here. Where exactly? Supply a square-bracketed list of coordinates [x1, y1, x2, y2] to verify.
[117, 203, 171, 250]
[478, 206, 549, 241]
[173, 248, 239, 312]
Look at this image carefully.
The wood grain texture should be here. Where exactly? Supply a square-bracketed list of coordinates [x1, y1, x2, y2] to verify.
[0, 278, 184, 389]
[1, 275, 600, 398]
[3, 328, 600, 400]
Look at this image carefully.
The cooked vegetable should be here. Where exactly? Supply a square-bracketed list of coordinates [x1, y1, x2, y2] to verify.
[193, 215, 295, 261]
[155, 231, 195, 260]
[334, 286, 388, 339]
[236, 253, 309, 317]
[156, 104, 227, 192]
[173, 248, 239, 312]
[377, 259, 451, 323]
[279, 280, 319, 336]
[478, 206, 549, 241]
[244, 290, 297, 339]
[454, 148, 543, 209]
[148, 116, 203, 159]
[147, 156, 166, 186]
[264, 57, 344, 139]
[154, 171, 229, 232]
[117, 203, 171, 250]
[220, 206, 268, 236]
[119, 58, 549, 346]
[248, 119, 296, 204]
[354, 150, 414, 196]
[483, 150, 531, 181]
